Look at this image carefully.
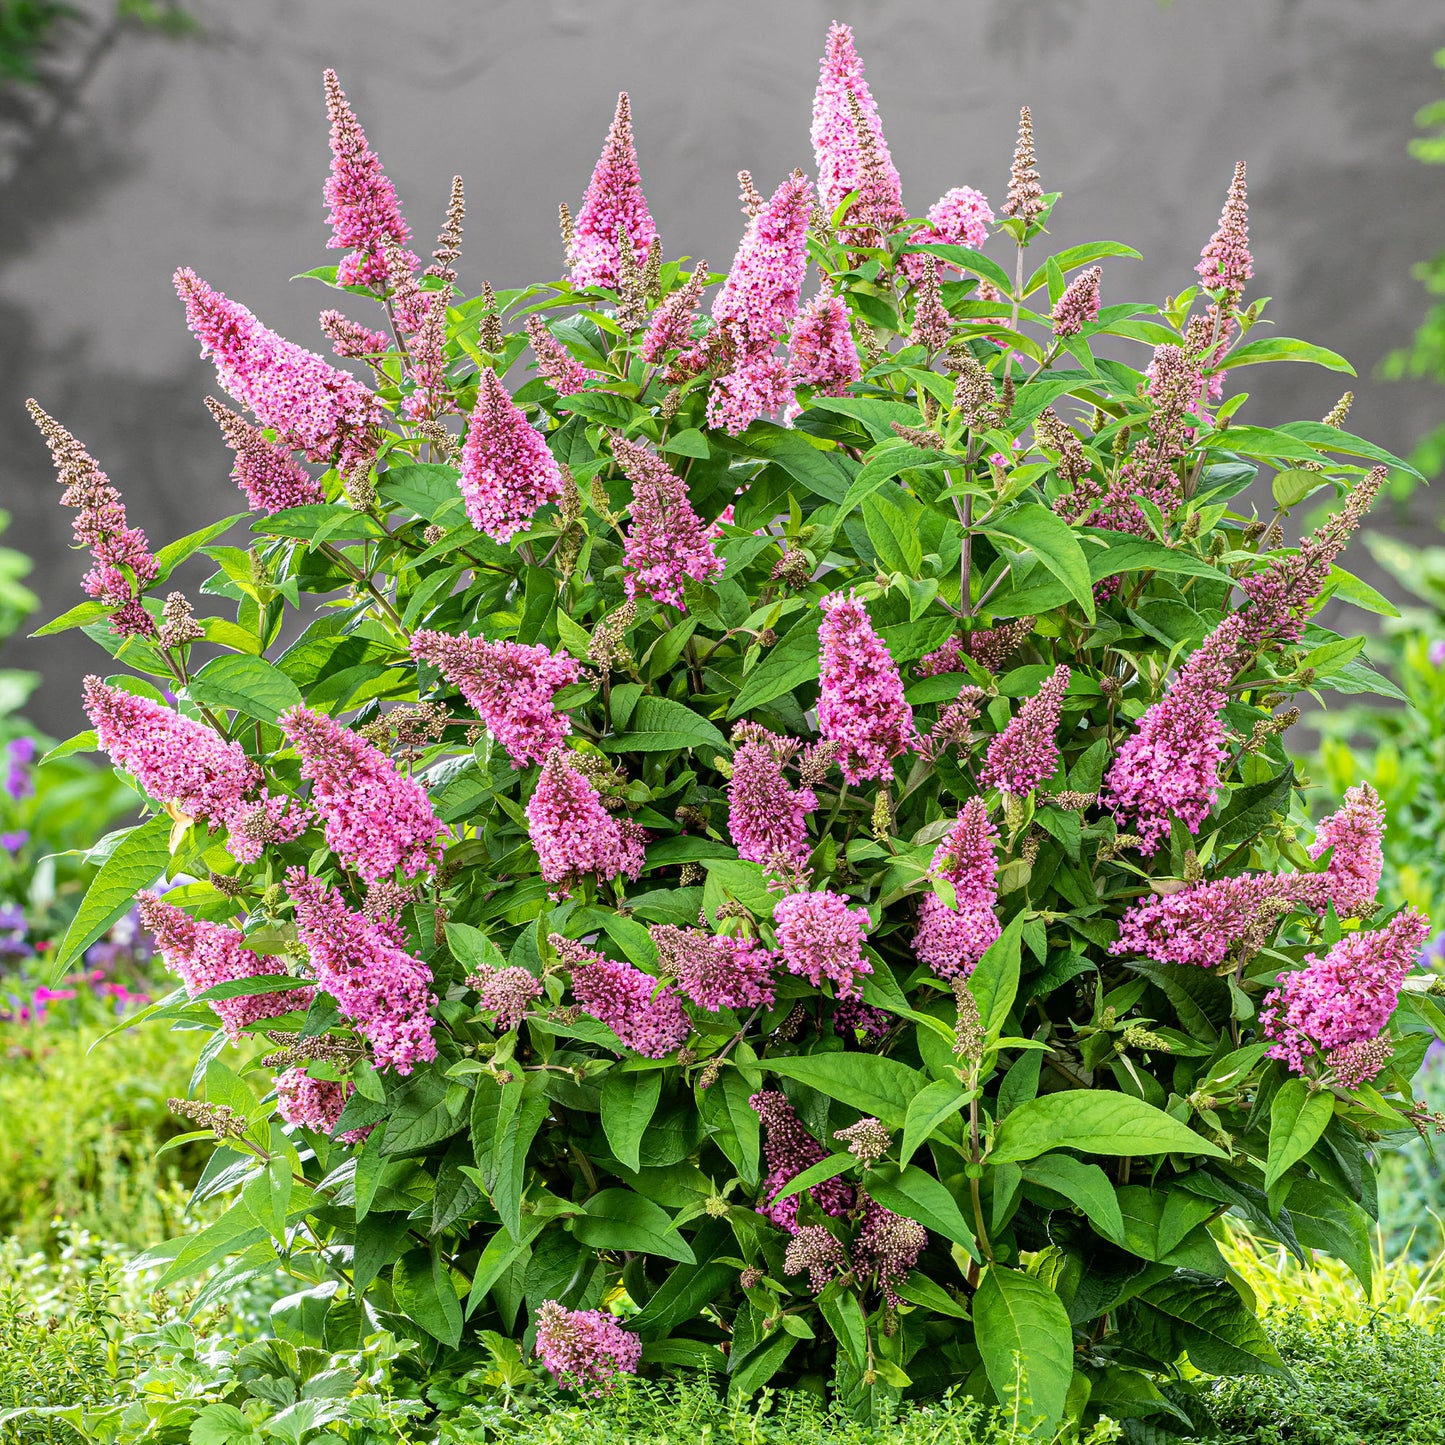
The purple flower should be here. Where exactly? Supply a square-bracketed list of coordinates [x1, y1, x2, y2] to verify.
[0, 831, 28, 855]
[1430, 639, 1445, 668]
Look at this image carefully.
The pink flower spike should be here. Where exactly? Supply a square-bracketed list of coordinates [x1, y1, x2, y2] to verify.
[913, 799, 1001, 980]
[751, 1088, 855, 1233]
[287, 869, 437, 1073]
[411, 630, 578, 766]
[1196, 160, 1253, 301]
[138, 891, 312, 1039]
[651, 924, 777, 1013]
[83, 675, 259, 825]
[727, 722, 817, 878]
[526, 749, 631, 888]
[459, 368, 565, 543]
[279, 705, 444, 884]
[553, 934, 689, 1057]
[174, 268, 381, 472]
[568, 92, 658, 291]
[772, 889, 872, 1000]
[1102, 616, 1243, 853]
[711, 171, 813, 356]
[641, 260, 708, 363]
[917, 186, 994, 253]
[205, 397, 324, 514]
[1310, 782, 1386, 919]
[789, 290, 861, 396]
[533, 1301, 641, 1396]
[612, 434, 724, 609]
[525, 315, 597, 397]
[817, 591, 915, 785]
[1050, 266, 1102, 337]
[323, 70, 417, 288]
[28, 401, 159, 633]
[276, 1067, 372, 1144]
[1261, 908, 1428, 1078]
[980, 664, 1071, 797]
[810, 22, 906, 237]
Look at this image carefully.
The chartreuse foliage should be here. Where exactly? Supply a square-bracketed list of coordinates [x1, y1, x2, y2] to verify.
[36, 30, 1441, 1443]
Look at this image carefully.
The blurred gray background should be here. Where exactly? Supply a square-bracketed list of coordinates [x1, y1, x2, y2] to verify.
[2, 0, 1442, 735]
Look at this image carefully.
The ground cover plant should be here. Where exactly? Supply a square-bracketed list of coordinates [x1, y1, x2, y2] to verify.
[24, 21, 1445, 1439]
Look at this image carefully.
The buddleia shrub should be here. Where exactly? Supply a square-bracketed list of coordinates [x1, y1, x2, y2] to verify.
[28, 20, 1445, 1438]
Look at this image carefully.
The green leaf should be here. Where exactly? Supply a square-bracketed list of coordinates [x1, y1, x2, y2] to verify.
[572, 1188, 695, 1263]
[900, 1078, 970, 1167]
[991, 1091, 1227, 1164]
[662, 427, 710, 459]
[601, 1069, 662, 1173]
[902, 242, 1015, 295]
[630, 1219, 734, 1336]
[52, 814, 171, 977]
[865, 1164, 978, 1253]
[1276, 421, 1423, 480]
[1265, 1079, 1335, 1191]
[862, 488, 924, 576]
[728, 1329, 798, 1396]
[762, 1053, 924, 1130]
[1022, 1154, 1125, 1244]
[1219, 337, 1354, 374]
[189, 654, 303, 723]
[894, 1270, 970, 1318]
[770, 1151, 857, 1202]
[969, 911, 1025, 1041]
[191, 973, 312, 1004]
[1271, 469, 1329, 509]
[973, 1266, 1075, 1433]
[153, 514, 249, 584]
[188, 1403, 262, 1445]
[32, 600, 111, 637]
[1084, 534, 1229, 584]
[445, 921, 507, 974]
[600, 694, 728, 753]
[393, 1246, 464, 1348]
[1284, 1176, 1372, 1294]
[984, 504, 1096, 623]
[1022, 241, 1142, 297]
[1133, 1273, 1286, 1377]
[716, 423, 855, 503]
[727, 613, 823, 719]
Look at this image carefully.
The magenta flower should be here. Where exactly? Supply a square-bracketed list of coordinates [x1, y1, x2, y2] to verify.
[204, 398, 324, 514]
[751, 1088, 855, 1233]
[1102, 617, 1242, 852]
[174, 268, 381, 473]
[706, 351, 796, 436]
[533, 1300, 641, 1396]
[640, 261, 708, 363]
[789, 290, 861, 395]
[84, 676, 259, 825]
[810, 22, 906, 239]
[568, 92, 658, 291]
[275, 1067, 371, 1144]
[28, 402, 159, 634]
[727, 723, 818, 878]
[138, 891, 311, 1039]
[651, 924, 777, 1013]
[411, 630, 577, 766]
[980, 664, 1071, 797]
[319, 309, 393, 359]
[526, 749, 636, 889]
[466, 964, 544, 1032]
[1050, 266, 1102, 337]
[403, 292, 450, 421]
[1261, 908, 1429, 1079]
[773, 889, 872, 1000]
[853, 1198, 928, 1307]
[916, 186, 994, 252]
[1196, 160, 1253, 301]
[914, 799, 1001, 979]
[322, 69, 417, 288]
[1310, 783, 1386, 920]
[711, 171, 812, 355]
[525, 315, 596, 396]
[817, 591, 915, 784]
[613, 435, 724, 609]
[280, 705, 444, 884]
[553, 934, 689, 1057]
[287, 869, 437, 1074]
[459, 368, 565, 543]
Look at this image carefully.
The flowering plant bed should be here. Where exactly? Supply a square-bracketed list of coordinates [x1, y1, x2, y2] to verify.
[27, 22, 1443, 1437]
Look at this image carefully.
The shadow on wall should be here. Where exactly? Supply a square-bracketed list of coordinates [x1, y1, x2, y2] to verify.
[1, 0, 1443, 735]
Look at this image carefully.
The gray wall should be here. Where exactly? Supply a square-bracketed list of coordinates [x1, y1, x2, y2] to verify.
[2, 0, 1442, 734]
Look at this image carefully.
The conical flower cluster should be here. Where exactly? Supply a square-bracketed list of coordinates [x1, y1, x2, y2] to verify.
[411, 630, 578, 766]
[817, 592, 915, 784]
[280, 705, 444, 883]
[322, 69, 417, 287]
[980, 664, 1070, 796]
[727, 723, 818, 878]
[773, 889, 872, 1000]
[526, 749, 641, 888]
[568, 92, 658, 291]
[175, 268, 381, 472]
[914, 798, 1001, 979]
[613, 435, 724, 609]
[204, 397, 324, 514]
[553, 934, 689, 1058]
[532, 1300, 641, 1396]
[788, 289, 861, 396]
[460, 369, 565, 542]
[1196, 161, 1253, 301]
